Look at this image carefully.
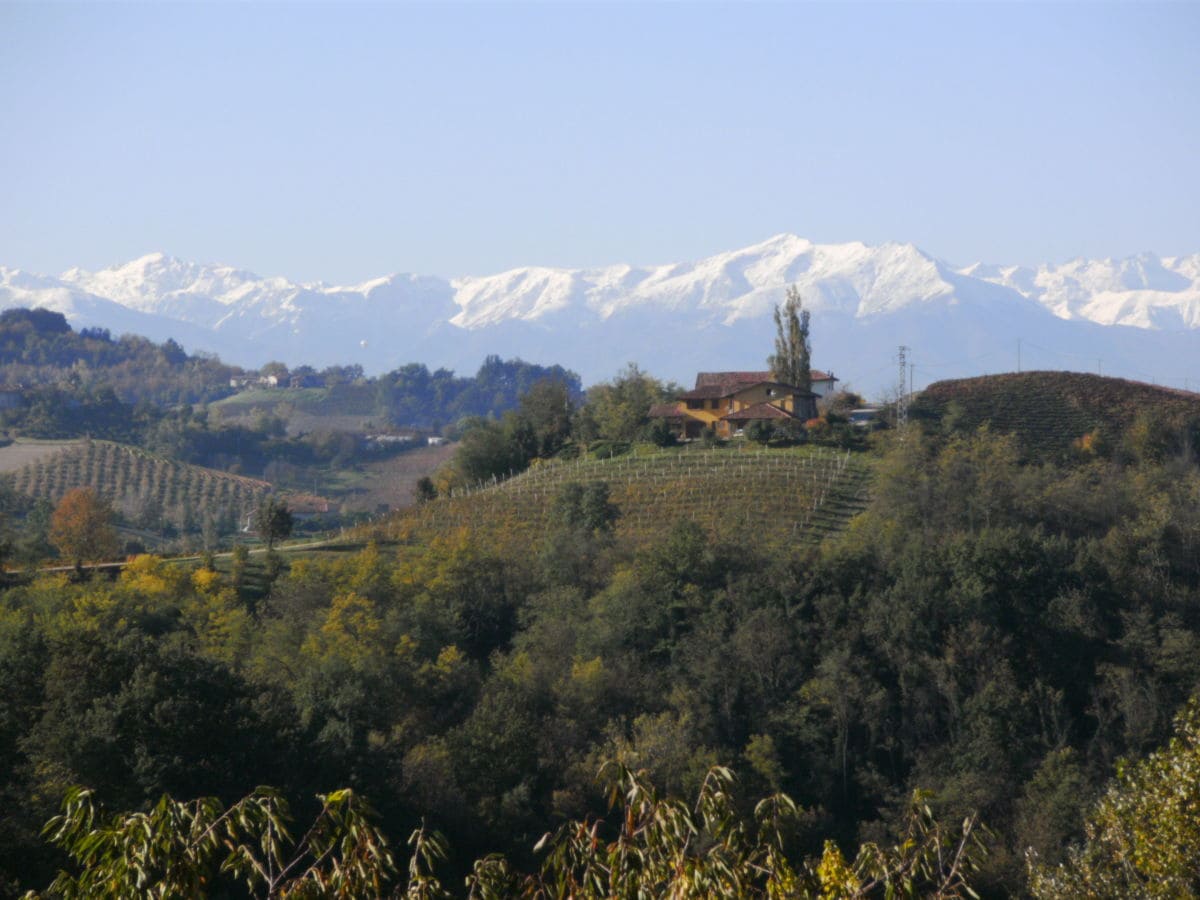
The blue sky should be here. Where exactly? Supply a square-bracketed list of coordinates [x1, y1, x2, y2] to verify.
[2, 1, 1198, 282]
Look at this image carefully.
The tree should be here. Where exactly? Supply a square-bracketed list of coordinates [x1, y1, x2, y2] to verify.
[32, 785, 407, 899]
[414, 476, 438, 504]
[512, 377, 574, 459]
[577, 364, 673, 443]
[1028, 698, 1200, 899]
[252, 495, 293, 551]
[768, 284, 812, 392]
[48, 487, 118, 568]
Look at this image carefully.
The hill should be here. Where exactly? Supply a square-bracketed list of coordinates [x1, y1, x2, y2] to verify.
[385, 444, 871, 554]
[6, 439, 279, 538]
[911, 370, 1200, 462]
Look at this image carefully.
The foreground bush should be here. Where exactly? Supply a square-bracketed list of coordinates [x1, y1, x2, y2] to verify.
[27, 764, 985, 899]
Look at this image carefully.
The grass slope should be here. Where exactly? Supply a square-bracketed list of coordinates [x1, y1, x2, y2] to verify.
[912, 371, 1200, 462]
[0, 439, 83, 473]
[385, 445, 871, 554]
[7, 439, 274, 524]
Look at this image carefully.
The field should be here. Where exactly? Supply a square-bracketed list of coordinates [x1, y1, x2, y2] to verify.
[332, 442, 457, 513]
[0, 439, 81, 473]
[6, 439, 275, 527]
[912, 371, 1200, 461]
[212, 385, 382, 434]
[384, 444, 872, 554]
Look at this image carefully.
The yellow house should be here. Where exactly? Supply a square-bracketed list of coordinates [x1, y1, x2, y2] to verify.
[650, 371, 822, 440]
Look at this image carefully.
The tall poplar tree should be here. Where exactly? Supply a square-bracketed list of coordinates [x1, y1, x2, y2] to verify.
[768, 285, 812, 391]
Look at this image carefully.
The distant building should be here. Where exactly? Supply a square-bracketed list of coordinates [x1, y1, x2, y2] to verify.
[229, 374, 281, 390]
[285, 493, 333, 519]
[849, 407, 883, 428]
[427, 436, 448, 446]
[810, 370, 839, 398]
[650, 370, 821, 440]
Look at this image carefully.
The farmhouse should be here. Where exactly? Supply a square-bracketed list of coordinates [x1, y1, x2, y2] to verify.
[650, 370, 825, 440]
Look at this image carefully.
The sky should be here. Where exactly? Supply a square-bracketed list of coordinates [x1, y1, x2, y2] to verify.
[2, 1, 1198, 283]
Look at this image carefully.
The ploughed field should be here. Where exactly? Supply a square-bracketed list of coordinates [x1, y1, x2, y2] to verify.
[386, 445, 872, 553]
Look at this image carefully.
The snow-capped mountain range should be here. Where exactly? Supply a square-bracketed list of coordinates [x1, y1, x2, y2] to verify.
[4, 235, 1200, 394]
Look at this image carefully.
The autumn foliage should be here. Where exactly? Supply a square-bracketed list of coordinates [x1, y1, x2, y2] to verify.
[48, 486, 119, 566]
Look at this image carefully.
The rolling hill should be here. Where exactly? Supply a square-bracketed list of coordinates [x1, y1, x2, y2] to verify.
[6, 439, 277, 533]
[383, 444, 872, 555]
[911, 371, 1200, 462]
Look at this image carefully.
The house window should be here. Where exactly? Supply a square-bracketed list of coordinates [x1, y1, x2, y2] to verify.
[710, 399, 720, 410]
[686, 399, 703, 410]
[766, 387, 775, 397]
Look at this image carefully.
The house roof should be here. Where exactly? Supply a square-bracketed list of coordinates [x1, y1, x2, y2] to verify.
[648, 402, 688, 419]
[695, 371, 771, 391]
[677, 384, 734, 400]
[722, 402, 802, 422]
[283, 493, 332, 515]
[695, 370, 831, 393]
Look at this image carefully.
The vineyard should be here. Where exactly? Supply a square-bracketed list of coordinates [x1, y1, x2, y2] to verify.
[6, 439, 274, 531]
[912, 371, 1200, 462]
[386, 445, 872, 554]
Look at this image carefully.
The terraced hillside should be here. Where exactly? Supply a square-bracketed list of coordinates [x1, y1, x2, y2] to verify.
[912, 371, 1200, 462]
[387, 445, 871, 553]
[7, 439, 274, 528]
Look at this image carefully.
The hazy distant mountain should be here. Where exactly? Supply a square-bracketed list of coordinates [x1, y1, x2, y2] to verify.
[4, 236, 1200, 395]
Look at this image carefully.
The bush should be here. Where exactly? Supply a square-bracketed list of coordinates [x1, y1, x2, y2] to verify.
[643, 418, 677, 448]
[588, 440, 631, 460]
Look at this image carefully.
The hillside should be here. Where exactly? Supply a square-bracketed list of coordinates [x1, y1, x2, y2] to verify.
[7, 439, 278, 535]
[911, 370, 1200, 461]
[386, 445, 871, 553]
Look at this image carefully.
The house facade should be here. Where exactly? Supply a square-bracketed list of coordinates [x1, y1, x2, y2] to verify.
[810, 370, 839, 398]
[650, 370, 822, 440]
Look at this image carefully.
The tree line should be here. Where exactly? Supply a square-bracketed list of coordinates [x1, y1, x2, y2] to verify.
[3, 412, 1200, 893]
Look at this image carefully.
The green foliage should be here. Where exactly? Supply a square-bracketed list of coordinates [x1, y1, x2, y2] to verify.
[414, 476, 437, 504]
[253, 495, 294, 550]
[5, 400, 1200, 898]
[0, 308, 236, 408]
[378, 355, 581, 430]
[395, 445, 869, 556]
[11, 440, 272, 544]
[768, 284, 813, 392]
[746, 419, 776, 445]
[31, 785, 399, 899]
[576, 363, 676, 443]
[1028, 698, 1200, 899]
[912, 371, 1200, 465]
[31, 766, 988, 900]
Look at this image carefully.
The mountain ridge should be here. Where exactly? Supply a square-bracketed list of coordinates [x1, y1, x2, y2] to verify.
[4, 236, 1200, 393]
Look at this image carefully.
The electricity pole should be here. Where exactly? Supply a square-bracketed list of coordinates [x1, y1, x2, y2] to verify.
[897, 346, 909, 430]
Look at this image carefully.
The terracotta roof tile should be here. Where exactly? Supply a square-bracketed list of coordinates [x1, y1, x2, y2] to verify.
[648, 403, 688, 419]
[722, 402, 801, 422]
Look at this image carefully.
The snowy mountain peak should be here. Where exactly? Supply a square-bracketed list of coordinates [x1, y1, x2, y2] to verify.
[4, 236, 1200, 389]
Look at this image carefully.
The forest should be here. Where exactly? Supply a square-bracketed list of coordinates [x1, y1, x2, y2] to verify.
[3, 372, 1200, 896]
[0, 309, 581, 438]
